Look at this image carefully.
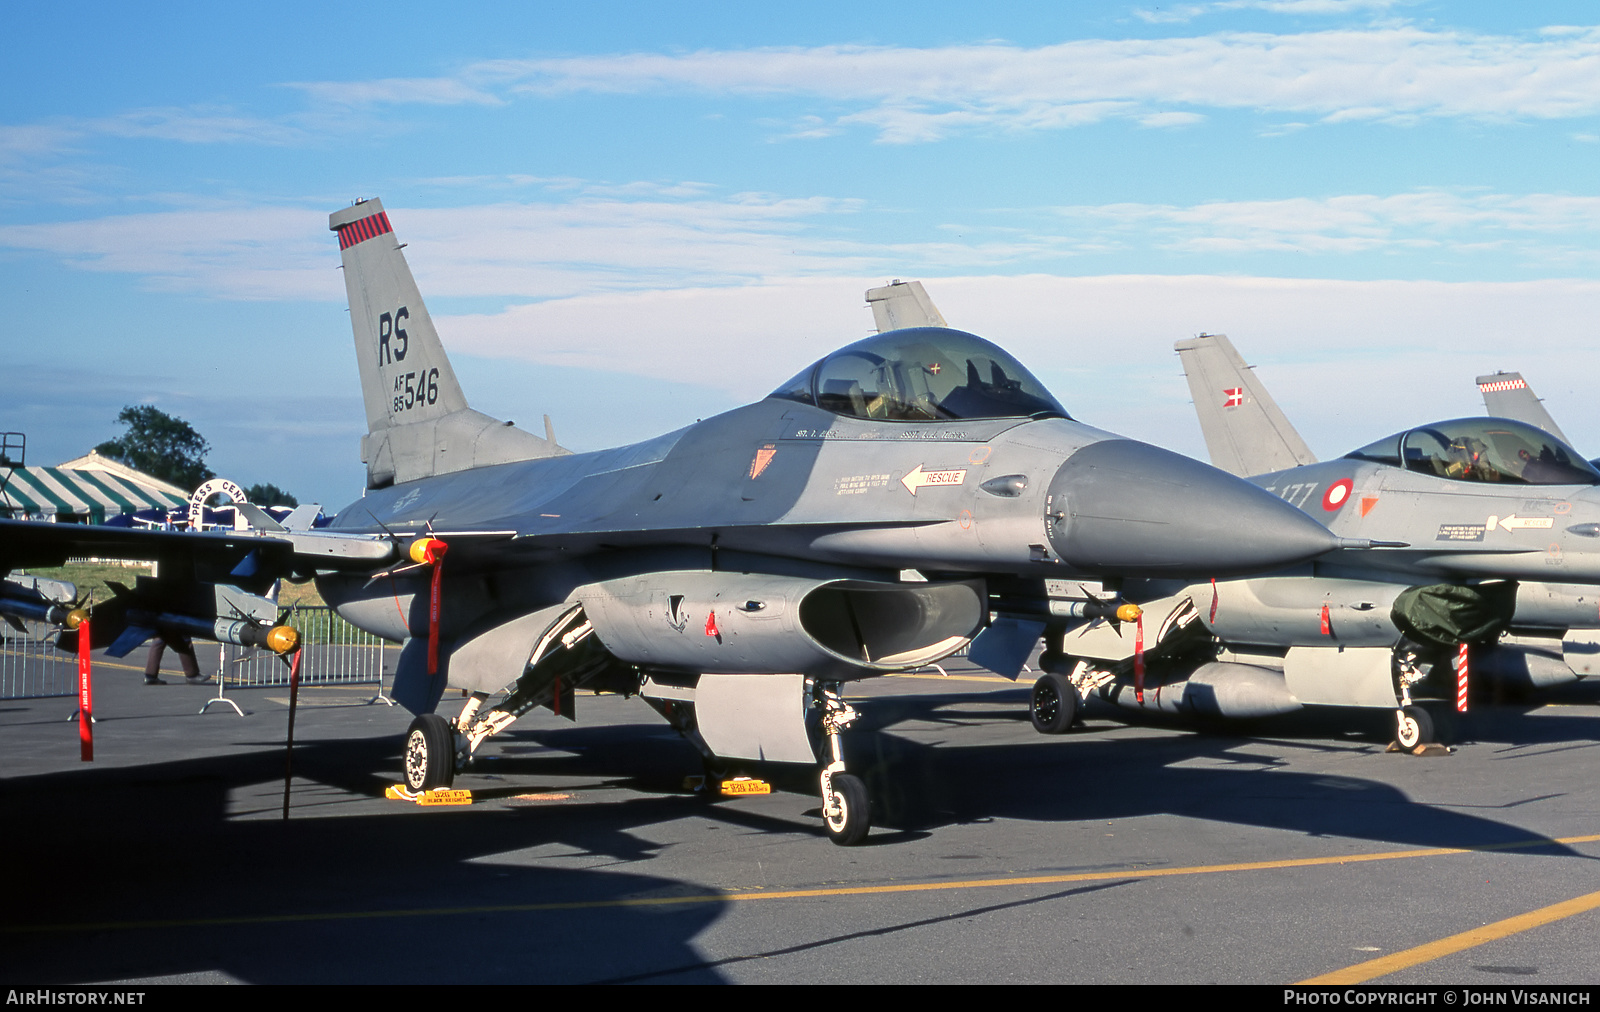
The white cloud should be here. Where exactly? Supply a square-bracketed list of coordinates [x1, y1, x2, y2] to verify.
[1139, 0, 1401, 23]
[6, 188, 1597, 304]
[281, 26, 1600, 142]
[1045, 191, 1600, 259]
[0, 205, 340, 300]
[284, 77, 502, 107]
[0, 193, 882, 301]
[1139, 110, 1208, 127]
[436, 273, 1600, 461]
[90, 106, 312, 145]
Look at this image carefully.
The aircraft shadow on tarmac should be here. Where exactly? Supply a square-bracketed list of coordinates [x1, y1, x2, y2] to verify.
[815, 689, 1600, 851]
[3, 685, 1596, 984]
[0, 735, 736, 985]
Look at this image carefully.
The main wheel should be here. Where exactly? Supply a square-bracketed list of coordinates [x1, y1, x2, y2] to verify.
[823, 773, 871, 846]
[1030, 672, 1078, 734]
[404, 713, 456, 791]
[1395, 705, 1435, 749]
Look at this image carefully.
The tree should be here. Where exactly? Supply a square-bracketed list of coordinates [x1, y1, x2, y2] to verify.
[95, 405, 215, 491]
[244, 482, 298, 507]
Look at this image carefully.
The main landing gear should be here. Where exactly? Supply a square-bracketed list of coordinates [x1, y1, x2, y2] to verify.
[1030, 671, 1079, 734]
[817, 683, 870, 846]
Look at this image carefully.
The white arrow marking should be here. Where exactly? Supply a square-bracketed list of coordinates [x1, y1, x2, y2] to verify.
[901, 465, 967, 494]
[1488, 514, 1555, 532]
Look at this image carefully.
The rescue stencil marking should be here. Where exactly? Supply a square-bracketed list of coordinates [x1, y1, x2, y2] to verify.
[1322, 479, 1353, 512]
[901, 465, 967, 494]
[1359, 496, 1378, 517]
[1437, 523, 1487, 542]
[1488, 514, 1555, 532]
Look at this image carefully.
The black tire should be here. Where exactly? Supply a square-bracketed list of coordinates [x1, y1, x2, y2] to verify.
[1030, 672, 1078, 734]
[404, 713, 455, 791]
[1396, 705, 1435, 749]
[824, 773, 871, 846]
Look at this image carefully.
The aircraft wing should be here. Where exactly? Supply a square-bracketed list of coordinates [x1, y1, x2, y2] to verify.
[1174, 333, 1318, 477]
[0, 517, 393, 587]
[1476, 372, 1572, 444]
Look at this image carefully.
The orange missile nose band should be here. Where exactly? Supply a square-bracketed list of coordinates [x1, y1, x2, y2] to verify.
[409, 537, 448, 565]
[266, 625, 300, 655]
[1116, 603, 1143, 622]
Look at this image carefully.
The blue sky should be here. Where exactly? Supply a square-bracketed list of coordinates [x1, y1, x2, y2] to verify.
[3, 1, 1599, 505]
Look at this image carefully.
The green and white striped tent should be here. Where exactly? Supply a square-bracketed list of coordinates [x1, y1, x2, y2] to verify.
[0, 452, 188, 523]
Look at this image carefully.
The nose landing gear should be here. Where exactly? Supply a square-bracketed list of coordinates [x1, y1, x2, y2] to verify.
[818, 684, 870, 846]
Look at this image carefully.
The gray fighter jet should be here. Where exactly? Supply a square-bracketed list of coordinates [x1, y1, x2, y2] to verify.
[1016, 333, 1600, 750]
[0, 202, 1349, 845]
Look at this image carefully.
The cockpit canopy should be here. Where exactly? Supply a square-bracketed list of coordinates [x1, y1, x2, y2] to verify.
[1344, 417, 1600, 486]
[770, 327, 1070, 422]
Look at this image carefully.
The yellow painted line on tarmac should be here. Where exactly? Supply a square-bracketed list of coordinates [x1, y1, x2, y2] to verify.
[9, 833, 1599, 936]
[886, 672, 1018, 683]
[1301, 886, 1600, 984]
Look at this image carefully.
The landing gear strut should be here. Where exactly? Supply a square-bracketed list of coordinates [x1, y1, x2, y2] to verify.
[1392, 657, 1437, 749]
[817, 683, 870, 846]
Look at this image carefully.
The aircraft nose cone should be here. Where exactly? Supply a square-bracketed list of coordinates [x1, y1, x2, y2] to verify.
[1044, 439, 1339, 577]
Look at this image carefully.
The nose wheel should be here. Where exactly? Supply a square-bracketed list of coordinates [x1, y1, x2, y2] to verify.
[822, 772, 870, 846]
[1395, 705, 1435, 750]
[818, 684, 871, 846]
[404, 713, 456, 791]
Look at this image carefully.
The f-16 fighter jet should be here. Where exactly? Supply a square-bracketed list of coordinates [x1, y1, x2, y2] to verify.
[1020, 332, 1600, 751]
[0, 203, 1349, 845]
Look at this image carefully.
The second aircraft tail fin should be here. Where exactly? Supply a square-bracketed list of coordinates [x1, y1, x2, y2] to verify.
[1174, 333, 1317, 477]
[1476, 372, 1572, 444]
[330, 199, 566, 488]
[866, 280, 947, 332]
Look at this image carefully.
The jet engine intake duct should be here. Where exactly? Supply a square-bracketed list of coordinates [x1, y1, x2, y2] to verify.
[577, 571, 984, 678]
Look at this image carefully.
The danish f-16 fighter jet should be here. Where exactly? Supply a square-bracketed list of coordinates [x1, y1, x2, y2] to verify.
[1018, 332, 1600, 751]
[0, 202, 1350, 845]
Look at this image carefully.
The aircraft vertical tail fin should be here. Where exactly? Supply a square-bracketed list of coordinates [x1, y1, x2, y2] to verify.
[1174, 333, 1318, 477]
[1476, 372, 1571, 444]
[330, 199, 566, 488]
[866, 280, 947, 332]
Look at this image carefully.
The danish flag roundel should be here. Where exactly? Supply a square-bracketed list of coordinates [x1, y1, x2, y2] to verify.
[1322, 478, 1354, 512]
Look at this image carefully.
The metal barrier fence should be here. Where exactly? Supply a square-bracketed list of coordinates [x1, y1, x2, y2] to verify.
[0, 622, 75, 699]
[217, 605, 388, 689]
